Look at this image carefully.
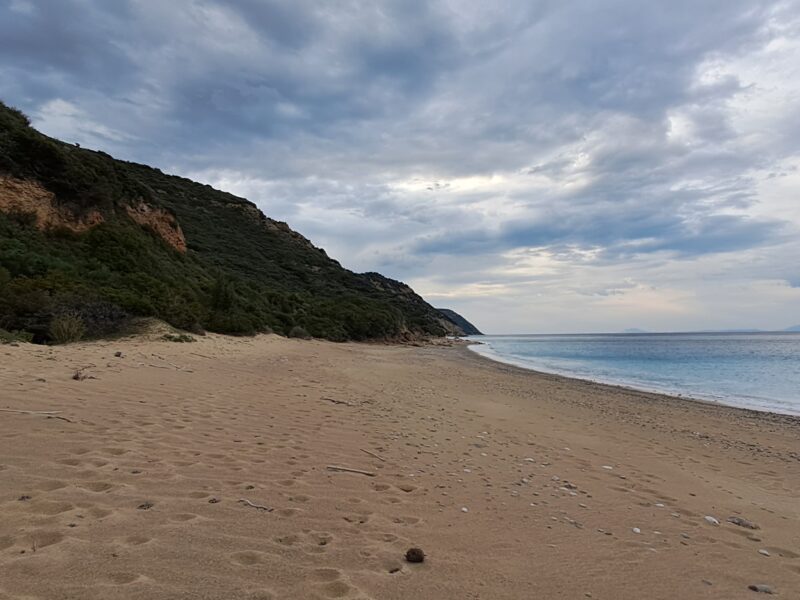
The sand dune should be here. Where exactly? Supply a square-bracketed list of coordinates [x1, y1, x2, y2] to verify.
[1, 334, 798, 599]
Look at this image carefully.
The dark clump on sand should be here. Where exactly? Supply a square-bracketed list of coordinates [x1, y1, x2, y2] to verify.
[405, 547, 426, 563]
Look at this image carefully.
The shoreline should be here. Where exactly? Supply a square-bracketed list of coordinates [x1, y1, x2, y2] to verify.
[460, 343, 800, 427]
[2, 334, 799, 599]
[466, 338, 800, 419]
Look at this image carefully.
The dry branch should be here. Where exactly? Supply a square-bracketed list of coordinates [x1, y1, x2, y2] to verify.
[360, 448, 386, 462]
[326, 465, 376, 477]
[238, 498, 273, 512]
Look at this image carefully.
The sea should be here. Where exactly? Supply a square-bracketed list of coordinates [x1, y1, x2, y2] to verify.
[468, 332, 800, 416]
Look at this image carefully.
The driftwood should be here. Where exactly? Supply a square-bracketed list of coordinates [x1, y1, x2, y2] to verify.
[238, 498, 273, 512]
[360, 448, 386, 462]
[0, 409, 62, 415]
[323, 397, 353, 406]
[0, 409, 74, 423]
[326, 465, 376, 477]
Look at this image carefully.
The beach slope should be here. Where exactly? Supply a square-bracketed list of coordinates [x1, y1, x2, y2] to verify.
[1, 335, 798, 599]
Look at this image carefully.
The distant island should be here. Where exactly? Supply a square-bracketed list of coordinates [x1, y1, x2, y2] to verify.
[619, 327, 800, 334]
[0, 101, 478, 344]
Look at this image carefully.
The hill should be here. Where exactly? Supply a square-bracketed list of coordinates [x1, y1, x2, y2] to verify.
[436, 308, 482, 335]
[0, 101, 463, 343]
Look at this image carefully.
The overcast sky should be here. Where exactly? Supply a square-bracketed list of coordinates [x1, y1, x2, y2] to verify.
[2, 0, 799, 333]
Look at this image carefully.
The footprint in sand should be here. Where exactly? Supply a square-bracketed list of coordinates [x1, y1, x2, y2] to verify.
[321, 580, 352, 598]
[245, 591, 275, 600]
[0, 535, 15, 550]
[81, 481, 114, 492]
[231, 550, 267, 566]
[35, 479, 67, 491]
[124, 534, 152, 546]
[312, 568, 342, 582]
[29, 501, 74, 515]
[30, 530, 64, 548]
[106, 572, 142, 585]
[169, 513, 199, 522]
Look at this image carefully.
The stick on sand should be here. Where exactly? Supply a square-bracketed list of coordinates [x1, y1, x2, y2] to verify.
[326, 465, 376, 476]
[238, 498, 273, 512]
[360, 448, 386, 462]
[0, 409, 62, 415]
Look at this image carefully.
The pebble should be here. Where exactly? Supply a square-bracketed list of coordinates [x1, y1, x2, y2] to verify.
[748, 584, 774, 594]
[728, 516, 760, 530]
[461, 507, 469, 513]
[758, 549, 770, 557]
[654, 503, 665, 508]
[601, 465, 614, 470]
[704, 516, 720, 526]
[632, 527, 641, 534]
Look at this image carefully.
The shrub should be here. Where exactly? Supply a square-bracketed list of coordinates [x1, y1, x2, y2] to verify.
[288, 325, 311, 339]
[50, 312, 86, 344]
[0, 328, 33, 344]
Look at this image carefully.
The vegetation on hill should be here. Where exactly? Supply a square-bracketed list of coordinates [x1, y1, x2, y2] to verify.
[0, 101, 463, 343]
[436, 308, 482, 335]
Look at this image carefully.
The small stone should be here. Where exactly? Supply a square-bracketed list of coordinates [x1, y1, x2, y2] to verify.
[632, 527, 641, 534]
[18, 495, 31, 501]
[208, 498, 220, 504]
[748, 584, 774, 594]
[704, 516, 720, 526]
[461, 507, 469, 513]
[601, 465, 613, 470]
[655, 503, 665, 508]
[405, 547, 425, 563]
[702, 579, 713, 586]
[137, 502, 154, 510]
[758, 549, 770, 557]
[114, 351, 123, 358]
[728, 516, 760, 530]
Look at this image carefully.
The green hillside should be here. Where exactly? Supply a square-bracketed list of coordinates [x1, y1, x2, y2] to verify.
[0, 101, 461, 343]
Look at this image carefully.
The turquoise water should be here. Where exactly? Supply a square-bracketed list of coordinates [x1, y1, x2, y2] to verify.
[468, 333, 800, 416]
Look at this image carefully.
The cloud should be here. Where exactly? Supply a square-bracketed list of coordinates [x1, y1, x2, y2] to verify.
[2, 0, 799, 332]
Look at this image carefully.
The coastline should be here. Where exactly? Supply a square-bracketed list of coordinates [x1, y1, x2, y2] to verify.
[1, 335, 798, 599]
[461, 342, 800, 427]
[466, 338, 800, 418]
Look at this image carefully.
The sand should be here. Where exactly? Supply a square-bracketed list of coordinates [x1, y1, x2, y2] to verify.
[1, 333, 798, 599]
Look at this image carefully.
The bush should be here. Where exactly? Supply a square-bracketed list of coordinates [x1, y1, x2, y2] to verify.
[0, 328, 33, 344]
[288, 325, 311, 340]
[49, 312, 86, 344]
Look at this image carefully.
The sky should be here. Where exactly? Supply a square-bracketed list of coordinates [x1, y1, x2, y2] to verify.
[1, 0, 799, 333]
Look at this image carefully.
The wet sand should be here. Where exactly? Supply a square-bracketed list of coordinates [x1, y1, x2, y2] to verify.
[1, 334, 798, 599]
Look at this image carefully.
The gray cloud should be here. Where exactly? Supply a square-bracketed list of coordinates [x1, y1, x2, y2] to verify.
[2, 0, 799, 331]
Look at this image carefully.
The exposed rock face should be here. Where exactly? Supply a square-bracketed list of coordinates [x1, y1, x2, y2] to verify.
[125, 201, 187, 253]
[437, 308, 483, 335]
[0, 175, 104, 232]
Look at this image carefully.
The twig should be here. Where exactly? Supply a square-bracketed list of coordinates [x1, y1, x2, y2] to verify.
[360, 448, 386, 462]
[47, 415, 74, 423]
[189, 352, 214, 359]
[238, 498, 273, 512]
[147, 364, 172, 370]
[0, 409, 62, 415]
[326, 465, 376, 477]
[323, 397, 353, 406]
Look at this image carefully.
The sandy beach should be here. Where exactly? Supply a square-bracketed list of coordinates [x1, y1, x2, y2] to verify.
[1, 333, 799, 599]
